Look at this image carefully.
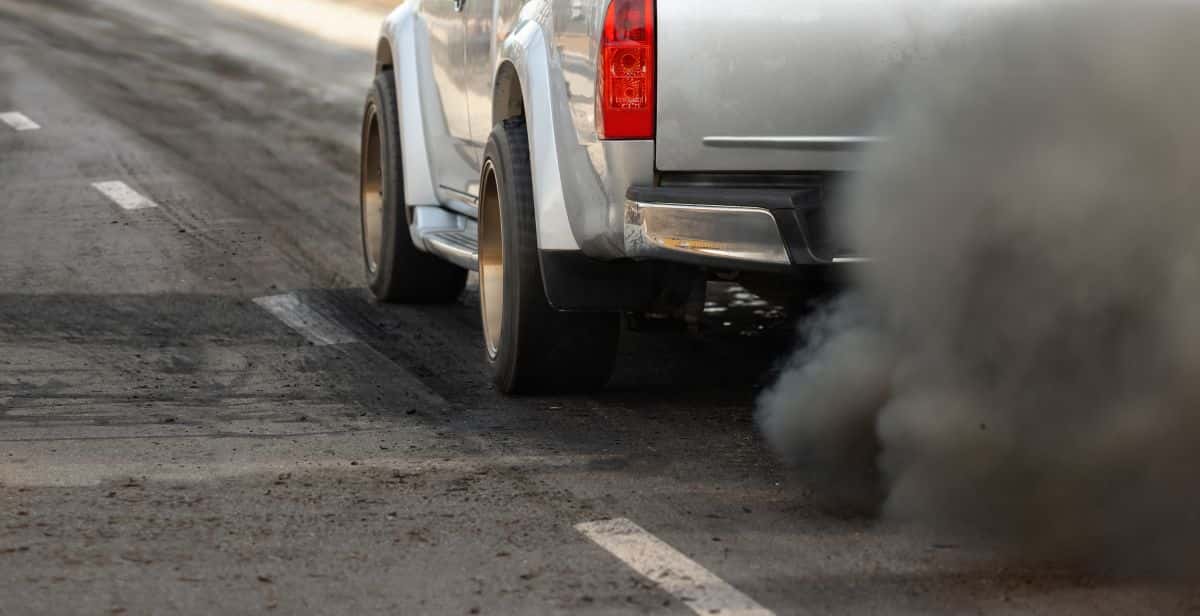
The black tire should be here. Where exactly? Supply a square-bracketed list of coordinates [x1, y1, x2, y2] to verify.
[480, 119, 620, 394]
[360, 71, 467, 303]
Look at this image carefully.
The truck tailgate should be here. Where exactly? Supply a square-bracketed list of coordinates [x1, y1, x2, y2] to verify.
[655, 0, 1007, 172]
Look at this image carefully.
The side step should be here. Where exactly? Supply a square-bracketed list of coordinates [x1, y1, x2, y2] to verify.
[425, 229, 479, 271]
[411, 205, 479, 271]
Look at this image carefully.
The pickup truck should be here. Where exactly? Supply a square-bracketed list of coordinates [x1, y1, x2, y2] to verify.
[359, 0, 894, 394]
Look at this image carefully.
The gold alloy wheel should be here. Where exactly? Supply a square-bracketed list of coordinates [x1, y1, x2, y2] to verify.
[360, 106, 385, 276]
[478, 160, 504, 359]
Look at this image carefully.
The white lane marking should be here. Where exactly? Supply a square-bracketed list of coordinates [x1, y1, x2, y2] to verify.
[92, 181, 159, 210]
[254, 293, 357, 346]
[1, 111, 40, 131]
[576, 518, 775, 616]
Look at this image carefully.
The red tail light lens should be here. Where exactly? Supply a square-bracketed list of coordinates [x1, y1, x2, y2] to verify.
[597, 0, 655, 140]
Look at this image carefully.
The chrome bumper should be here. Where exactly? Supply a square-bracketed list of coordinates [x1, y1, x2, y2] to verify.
[624, 200, 792, 270]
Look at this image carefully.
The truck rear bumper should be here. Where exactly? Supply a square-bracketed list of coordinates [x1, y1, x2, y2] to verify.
[624, 186, 863, 271]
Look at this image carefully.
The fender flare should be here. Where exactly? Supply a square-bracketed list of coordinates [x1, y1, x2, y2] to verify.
[496, 9, 582, 252]
[379, 3, 439, 208]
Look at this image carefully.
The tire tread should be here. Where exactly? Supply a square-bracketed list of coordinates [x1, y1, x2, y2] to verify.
[487, 118, 620, 393]
[363, 71, 467, 304]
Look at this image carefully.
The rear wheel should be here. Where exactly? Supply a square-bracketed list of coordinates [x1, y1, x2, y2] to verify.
[361, 71, 466, 303]
[479, 119, 620, 394]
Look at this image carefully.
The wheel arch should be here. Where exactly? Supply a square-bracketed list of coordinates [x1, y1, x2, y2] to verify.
[495, 19, 579, 253]
[375, 37, 394, 73]
[378, 3, 439, 207]
[492, 61, 525, 126]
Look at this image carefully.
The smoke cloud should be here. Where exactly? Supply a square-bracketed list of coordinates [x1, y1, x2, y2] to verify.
[759, 1, 1200, 574]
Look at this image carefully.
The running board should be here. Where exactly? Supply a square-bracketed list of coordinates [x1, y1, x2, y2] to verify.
[410, 205, 479, 271]
[425, 229, 479, 271]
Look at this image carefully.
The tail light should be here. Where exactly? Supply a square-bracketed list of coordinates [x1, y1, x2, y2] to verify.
[597, 0, 655, 140]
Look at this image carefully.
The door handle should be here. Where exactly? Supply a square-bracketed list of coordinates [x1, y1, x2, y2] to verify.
[453, 0, 466, 12]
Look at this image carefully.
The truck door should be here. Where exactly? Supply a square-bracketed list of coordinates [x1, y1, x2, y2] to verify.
[462, 0, 496, 202]
[420, 0, 476, 203]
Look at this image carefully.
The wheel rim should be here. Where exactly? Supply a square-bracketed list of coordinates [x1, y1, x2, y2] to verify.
[479, 160, 504, 359]
[361, 106, 385, 276]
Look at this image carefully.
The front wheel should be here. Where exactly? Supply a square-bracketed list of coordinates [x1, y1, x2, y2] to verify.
[360, 71, 467, 303]
[478, 119, 620, 394]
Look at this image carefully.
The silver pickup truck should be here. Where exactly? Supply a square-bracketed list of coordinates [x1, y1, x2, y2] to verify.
[359, 0, 918, 393]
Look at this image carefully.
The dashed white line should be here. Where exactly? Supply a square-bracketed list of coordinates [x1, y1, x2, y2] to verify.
[254, 293, 358, 346]
[92, 181, 159, 210]
[576, 518, 775, 616]
[1, 111, 40, 131]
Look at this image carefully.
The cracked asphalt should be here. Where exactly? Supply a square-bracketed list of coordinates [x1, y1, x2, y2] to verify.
[1, 0, 1197, 614]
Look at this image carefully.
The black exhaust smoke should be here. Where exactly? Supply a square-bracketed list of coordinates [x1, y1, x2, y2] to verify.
[759, 1, 1200, 574]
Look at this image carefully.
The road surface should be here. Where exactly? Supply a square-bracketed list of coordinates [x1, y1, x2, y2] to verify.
[0, 0, 1193, 613]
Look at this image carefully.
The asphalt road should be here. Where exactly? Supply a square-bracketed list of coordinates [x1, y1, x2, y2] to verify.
[0, 0, 1195, 614]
